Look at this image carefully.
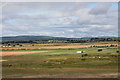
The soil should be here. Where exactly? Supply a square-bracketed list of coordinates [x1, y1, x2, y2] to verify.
[2, 51, 49, 56]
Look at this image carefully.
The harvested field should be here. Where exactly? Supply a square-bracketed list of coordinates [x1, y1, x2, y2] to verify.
[2, 43, 118, 50]
[2, 51, 49, 56]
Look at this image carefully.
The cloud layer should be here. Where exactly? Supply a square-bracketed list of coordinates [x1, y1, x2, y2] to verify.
[2, 2, 118, 38]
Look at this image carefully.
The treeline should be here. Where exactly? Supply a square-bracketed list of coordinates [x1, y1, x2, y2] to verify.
[1, 38, 119, 44]
[1, 40, 36, 44]
[67, 38, 119, 43]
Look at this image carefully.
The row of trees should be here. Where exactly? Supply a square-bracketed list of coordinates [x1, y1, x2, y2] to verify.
[1, 38, 119, 44]
[68, 38, 119, 43]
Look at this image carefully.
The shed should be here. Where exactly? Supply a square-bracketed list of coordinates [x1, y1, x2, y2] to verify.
[76, 51, 85, 53]
[98, 49, 102, 52]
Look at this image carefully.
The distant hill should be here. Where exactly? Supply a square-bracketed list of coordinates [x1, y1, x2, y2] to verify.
[81, 36, 118, 39]
[1, 36, 68, 41]
[1, 35, 118, 41]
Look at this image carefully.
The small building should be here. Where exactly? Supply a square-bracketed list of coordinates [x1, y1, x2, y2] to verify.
[98, 49, 102, 52]
[76, 51, 85, 53]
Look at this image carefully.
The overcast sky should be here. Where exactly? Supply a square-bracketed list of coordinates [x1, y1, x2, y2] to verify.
[2, 2, 118, 38]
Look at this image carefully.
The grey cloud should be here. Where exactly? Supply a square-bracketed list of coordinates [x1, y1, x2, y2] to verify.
[89, 3, 112, 15]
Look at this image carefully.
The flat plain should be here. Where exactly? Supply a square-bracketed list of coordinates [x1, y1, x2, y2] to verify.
[2, 42, 119, 78]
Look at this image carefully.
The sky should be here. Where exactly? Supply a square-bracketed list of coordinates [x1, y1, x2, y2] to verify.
[2, 2, 118, 38]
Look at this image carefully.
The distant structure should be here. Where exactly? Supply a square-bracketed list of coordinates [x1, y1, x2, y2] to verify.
[76, 51, 85, 53]
[98, 49, 102, 52]
[116, 51, 120, 53]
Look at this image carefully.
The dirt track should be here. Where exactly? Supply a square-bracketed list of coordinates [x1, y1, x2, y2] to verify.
[2, 51, 49, 56]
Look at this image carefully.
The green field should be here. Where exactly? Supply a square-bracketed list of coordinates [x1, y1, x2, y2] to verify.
[2, 46, 119, 78]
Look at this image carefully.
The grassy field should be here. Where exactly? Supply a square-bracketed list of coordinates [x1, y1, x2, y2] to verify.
[2, 42, 119, 78]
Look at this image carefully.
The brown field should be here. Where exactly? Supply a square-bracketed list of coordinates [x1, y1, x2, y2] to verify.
[2, 43, 118, 50]
[2, 51, 49, 56]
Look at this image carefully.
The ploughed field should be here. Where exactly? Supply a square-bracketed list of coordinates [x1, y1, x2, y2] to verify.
[2, 42, 119, 78]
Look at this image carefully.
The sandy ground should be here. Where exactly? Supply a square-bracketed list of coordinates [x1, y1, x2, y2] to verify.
[0, 60, 8, 62]
[2, 51, 49, 56]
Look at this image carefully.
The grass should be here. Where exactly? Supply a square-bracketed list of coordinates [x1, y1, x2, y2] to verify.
[22, 47, 118, 55]
[2, 45, 119, 78]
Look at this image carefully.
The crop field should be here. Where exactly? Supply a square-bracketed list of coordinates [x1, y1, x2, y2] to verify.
[2, 42, 119, 78]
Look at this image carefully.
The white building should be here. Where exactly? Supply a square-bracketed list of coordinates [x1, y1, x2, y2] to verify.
[76, 51, 85, 53]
